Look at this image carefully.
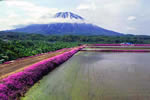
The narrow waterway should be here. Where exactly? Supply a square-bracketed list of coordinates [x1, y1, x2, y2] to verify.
[22, 52, 150, 100]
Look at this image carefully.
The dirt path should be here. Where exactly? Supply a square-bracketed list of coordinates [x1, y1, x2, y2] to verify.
[0, 48, 72, 80]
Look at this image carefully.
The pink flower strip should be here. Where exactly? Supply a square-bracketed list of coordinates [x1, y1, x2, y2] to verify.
[0, 46, 83, 100]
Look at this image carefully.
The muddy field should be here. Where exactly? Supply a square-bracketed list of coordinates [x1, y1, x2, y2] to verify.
[22, 51, 150, 100]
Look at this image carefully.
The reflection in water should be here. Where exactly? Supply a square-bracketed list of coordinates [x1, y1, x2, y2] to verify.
[77, 51, 104, 64]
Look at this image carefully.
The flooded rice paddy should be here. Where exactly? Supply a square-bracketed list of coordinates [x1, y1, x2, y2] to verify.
[82, 47, 150, 50]
[22, 51, 150, 100]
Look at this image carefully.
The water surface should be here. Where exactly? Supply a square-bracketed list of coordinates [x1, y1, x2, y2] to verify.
[22, 52, 150, 100]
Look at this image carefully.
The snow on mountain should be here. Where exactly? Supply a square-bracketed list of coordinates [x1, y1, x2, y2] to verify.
[54, 12, 84, 20]
[8, 12, 124, 36]
[49, 12, 85, 23]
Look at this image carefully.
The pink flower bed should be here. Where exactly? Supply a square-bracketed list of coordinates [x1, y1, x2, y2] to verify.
[134, 44, 150, 46]
[90, 44, 122, 46]
[89, 44, 150, 47]
[81, 49, 150, 52]
[0, 47, 83, 100]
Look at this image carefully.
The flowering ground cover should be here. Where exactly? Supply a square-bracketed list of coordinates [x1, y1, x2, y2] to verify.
[87, 46, 150, 49]
[0, 44, 150, 100]
[89, 44, 150, 46]
[0, 46, 83, 100]
[89, 44, 122, 46]
[84, 44, 150, 52]
[81, 49, 150, 52]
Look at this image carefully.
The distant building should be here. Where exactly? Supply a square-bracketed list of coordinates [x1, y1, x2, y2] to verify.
[120, 42, 133, 46]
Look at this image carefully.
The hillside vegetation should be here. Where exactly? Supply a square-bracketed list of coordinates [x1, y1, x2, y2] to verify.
[0, 31, 150, 63]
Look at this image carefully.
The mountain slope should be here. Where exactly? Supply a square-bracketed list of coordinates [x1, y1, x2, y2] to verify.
[9, 12, 124, 36]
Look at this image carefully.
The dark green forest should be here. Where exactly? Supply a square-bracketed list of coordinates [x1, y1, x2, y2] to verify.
[0, 31, 150, 63]
[1, 31, 150, 43]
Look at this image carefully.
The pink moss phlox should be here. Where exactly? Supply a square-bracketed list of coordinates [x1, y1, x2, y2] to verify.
[104, 49, 150, 52]
[134, 44, 150, 46]
[0, 85, 8, 100]
[0, 46, 83, 100]
[90, 44, 150, 47]
[81, 49, 150, 52]
[91, 44, 121, 46]
[0, 93, 8, 100]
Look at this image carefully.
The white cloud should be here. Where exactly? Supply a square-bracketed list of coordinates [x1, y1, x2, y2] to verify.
[128, 16, 136, 21]
[1, 0, 150, 35]
[8, 12, 20, 18]
[76, 3, 96, 10]
[127, 27, 136, 31]
[75, 0, 141, 34]
[5, 1, 59, 18]
[77, 4, 90, 10]
[38, 18, 85, 24]
[6, 1, 35, 7]
[0, 1, 60, 30]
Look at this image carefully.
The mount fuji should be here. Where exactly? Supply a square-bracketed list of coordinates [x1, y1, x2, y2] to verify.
[9, 12, 124, 36]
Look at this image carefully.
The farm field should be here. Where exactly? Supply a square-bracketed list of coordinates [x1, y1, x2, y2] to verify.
[82, 47, 150, 50]
[87, 46, 150, 49]
[22, 51, 150, 100]
[0, 48, 71, 79]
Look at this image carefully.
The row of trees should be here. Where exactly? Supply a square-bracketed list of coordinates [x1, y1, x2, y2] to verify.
[0, 39, 78, 64]
[1, 32, 150, 44]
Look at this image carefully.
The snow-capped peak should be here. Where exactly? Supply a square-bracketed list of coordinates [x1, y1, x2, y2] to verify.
[54, 12, 84, 21]
[36, 12, 87, 24]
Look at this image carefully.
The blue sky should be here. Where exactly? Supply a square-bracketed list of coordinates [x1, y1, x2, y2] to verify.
[0, 0, 150, 35]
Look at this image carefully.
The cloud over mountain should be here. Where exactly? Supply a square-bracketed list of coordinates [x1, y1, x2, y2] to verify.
[1, 0, 150, 35]
[9, 12, 123, 36]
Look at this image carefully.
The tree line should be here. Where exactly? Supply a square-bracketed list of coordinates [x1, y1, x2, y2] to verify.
[0, 31, 150, 63]
[0, 39, 78, 64]
[1, 31, 150, 44]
